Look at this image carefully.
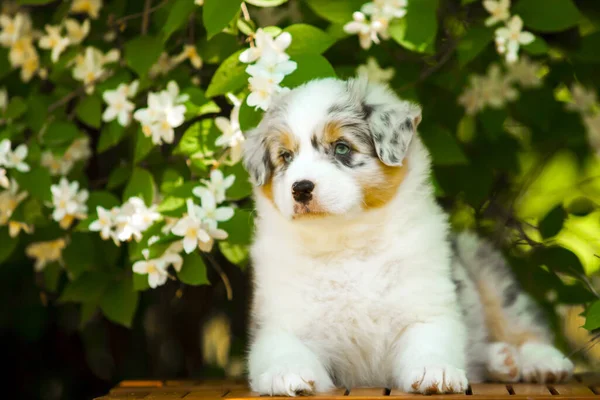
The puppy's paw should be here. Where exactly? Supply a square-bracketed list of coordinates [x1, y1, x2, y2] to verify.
[400, 365, 468, 394]
[519, 342, 574, 383]
[487, 342, 520, 383]
[252, 366, 332, 396]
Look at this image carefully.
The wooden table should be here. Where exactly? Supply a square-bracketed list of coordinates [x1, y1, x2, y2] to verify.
[96, 373, 600, 400]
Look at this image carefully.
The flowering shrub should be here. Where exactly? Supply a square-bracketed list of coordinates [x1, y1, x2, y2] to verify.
[1, 0, 600, 349]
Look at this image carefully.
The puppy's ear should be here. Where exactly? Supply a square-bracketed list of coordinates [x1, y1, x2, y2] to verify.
[242, 126, 273, 186]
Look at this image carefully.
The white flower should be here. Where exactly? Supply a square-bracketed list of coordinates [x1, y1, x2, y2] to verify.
[506, 56, 542, 88]
[245, 53, 297, 83]
[344, 11, 390, 50]
[0, 178, 28, 225]
[133, 245, 183, 289]
[171, 199, 211, 254]
[0, 168, 8, 189]
[149, 52, 178, 78]
[64, 18, 90, 45]
[197, 222, 228, 252]
[480, 64, 518, 108]
[584, 113, 600, 156]
[193, 190, 234, 230]
[89, 206, 115, 240]
[0, 12, 32, 47]
[174, 44, 203, 69]
[113, 197, 160, 242]
[8, 36, 40, 82]
[214, 96, 244, 163]
[247, 73, 288, 111]
[26, 238, 67, 272]
[239, 29, 292, 64]
[566, 83, 597, 114]
[495, 16, 535, 63]
[458, 76, 485, 116]
[356, 57, 394, 83]
[102, 86, 135, 126]
[50, 178, 89, 229]
[0, 139, 30, 172]
[361, 0, 407, 20]
[41, 151, 74, 176]
[70, 0, 103, 19]
[38, 24, 70, 63]
[0, 87, 7, 112]
[64, 137, 92, 163]
[194, 169, 235, 204]
[72, 47, 119, 93]
[8, 220, 33, 238]
[483, 0, 511, 27]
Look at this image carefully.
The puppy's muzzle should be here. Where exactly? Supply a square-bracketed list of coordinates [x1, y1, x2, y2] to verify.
[292, 180, 314, 203]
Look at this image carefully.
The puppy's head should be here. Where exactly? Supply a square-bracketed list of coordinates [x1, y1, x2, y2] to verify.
[243, 78, 421, 220]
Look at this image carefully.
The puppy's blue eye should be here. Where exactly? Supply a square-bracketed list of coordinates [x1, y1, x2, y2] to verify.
[334, 143, 350, 156]
[281, 152, 293, 163]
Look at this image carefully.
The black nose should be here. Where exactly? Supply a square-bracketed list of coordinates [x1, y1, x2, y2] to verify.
[292, 180, 314, 203]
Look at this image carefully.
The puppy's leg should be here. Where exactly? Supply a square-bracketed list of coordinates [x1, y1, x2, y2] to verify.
[249, 328, 333, 396]
[393, 316, 469, 394]
[486, 342, 520, 382]
[519, 342, 574, 383]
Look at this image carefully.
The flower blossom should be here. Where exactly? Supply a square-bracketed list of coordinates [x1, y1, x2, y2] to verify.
[38, 24, 70, 63]
[214, 95, 245, 164]
[494, 16, 534, 63]
[70, 0, 103, 19]
[102, 81, 139, 127]
[50, 178, 89, 229]
[26, 238, 67, 272]
[72, 46, 120, 93]
[194, 169, 235, 204]
[356, 57, 395, 83]
[133, 244, 183, 289]
[483, 0, 511, 27]
[344, 0, 407, 50]
[0, 139, 30, 172]
[0, 178, 28, 225]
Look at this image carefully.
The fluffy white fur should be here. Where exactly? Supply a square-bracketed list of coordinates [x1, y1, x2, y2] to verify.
[243, 78, 573, 396]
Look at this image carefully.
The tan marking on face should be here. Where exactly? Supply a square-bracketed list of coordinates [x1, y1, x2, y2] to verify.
[478, 281, 544, 346]
[323, 121, 344, 144]
[292, 199, 329, 219]
[261, 177, 274, 203]
[361, 160, 409, 209]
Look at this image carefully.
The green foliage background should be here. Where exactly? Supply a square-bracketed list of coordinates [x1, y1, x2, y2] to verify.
[1, 0, 600, 398]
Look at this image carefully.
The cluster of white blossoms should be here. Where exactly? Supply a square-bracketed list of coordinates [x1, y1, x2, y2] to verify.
[458, 57, 543, 115]
[0, 178, 28, 228]
[133, 243, 184, 289]
[38, 18, 90, 63]
[171, 170, 235, 254]
[89, 197, 160, 245]
[0, 139, 30, 181]
[344, 0, 408, 50]
[483, 0, 534, 63]
[133, 81, 189, 145]
[565, 84, 600, 156]
[356, 57, 395, 83]
[239, 29, 297, 111]
[71, 46, 120, 94]
[50, 178, 89, 229]
[0, 12, 40, 82]
[25, 238, 67, 272]
[41, 137, 92, 176]
[102, 80, 139, 127]
[149, 44, 204, 79]
[214, 94, 245, 164]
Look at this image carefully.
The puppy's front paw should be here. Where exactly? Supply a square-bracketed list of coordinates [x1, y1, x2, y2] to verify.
[400, 365, 468, 394]
[252, 366, 331, 396]
[487, 342, 520, 383]
[520, 342, 574, 383]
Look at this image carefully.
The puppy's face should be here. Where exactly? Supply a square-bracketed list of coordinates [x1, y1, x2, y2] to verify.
[243, 78, 421, 220]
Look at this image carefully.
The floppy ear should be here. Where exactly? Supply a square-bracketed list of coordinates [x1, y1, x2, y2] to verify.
[242, 126, 273, 186]
[367, 99, 422, 166]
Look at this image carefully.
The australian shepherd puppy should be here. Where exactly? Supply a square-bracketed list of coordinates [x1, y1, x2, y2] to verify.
[242, 78, 574, 396]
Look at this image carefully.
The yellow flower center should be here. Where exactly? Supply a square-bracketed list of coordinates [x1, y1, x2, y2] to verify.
[147, 263, 157, 274]
[142, 125, 152, 137]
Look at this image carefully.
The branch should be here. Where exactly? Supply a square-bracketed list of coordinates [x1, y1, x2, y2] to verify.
[141, 0, 152, 35]
[47, 71, 114, 113]
[114, 0, 169, 25]
[397, 40, 459, 92]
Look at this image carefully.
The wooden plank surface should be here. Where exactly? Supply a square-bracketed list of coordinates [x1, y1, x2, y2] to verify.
[511, 383, 553, 395]
[550, 384, 596, 396]
[469, 383, 510, 396]
[347, 388, 387, 397]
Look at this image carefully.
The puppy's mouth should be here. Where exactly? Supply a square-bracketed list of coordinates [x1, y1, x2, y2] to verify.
[292, 199, 328, 219]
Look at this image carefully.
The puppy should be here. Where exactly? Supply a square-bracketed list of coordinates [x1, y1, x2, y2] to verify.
[242, 78, 574, 396]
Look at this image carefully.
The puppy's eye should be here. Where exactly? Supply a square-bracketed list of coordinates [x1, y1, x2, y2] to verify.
[281, 152, 293, 163]
[334, 143, 350, 156]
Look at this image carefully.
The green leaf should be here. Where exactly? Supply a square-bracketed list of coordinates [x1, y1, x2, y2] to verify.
[18, 0, 55, 4]
[219, 209, 253, 245]
[198, 33, 239, 64]
[157, 196, 186, 216]
[43, 120, 79, 147]
[420, 124, 468, 166]
[389, 0, 439, 54]
[522, 35, 549, 55]
[59, 271, 111, 304]
[539, 205, 566, 239]
[282, 54, 336, 88]
[535, 246, 585, 275]
[13, 167, 52, 202]
[223, 162, 252, 200]
[457, 26, 494, 66]
[0, 227, 18, 264]
[246, 0, 288, 6]
[62, 233, 96, 278]
[461, 0, 478, 4]
[584, 300, 600, 331]
[44, 263, 62, 293]
[123, 167, 156, 206]
[284, 24, 335, 56]
[107, 166, 131, 189]
[513, 0, 581, 32]
[304, 0, 364, 24]
[99, 278, 139, 328]
[80, 302, 98, 328]
[4, 96, 28, 120]
[134, 128, 154, 163]
[203, 0, 242, 39]
[219, 241, 248, 267]
[567, 197, 596, 217]
[133, 273, 151, 291]
[88, 191, 120, 210]
[124, 36, 163, 77]
[163, 0, 197, 41]
[75, 95, 102, 128]
[177, 252, 209, 285]
[206, 50, 247, 98]
[97, 121, 127, 153]
[239, 97, 263, 131]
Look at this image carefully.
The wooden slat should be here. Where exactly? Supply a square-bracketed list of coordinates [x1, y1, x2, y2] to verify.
[347, 388, 387, 397]
[184, 389, 230, 399]
[511, 383, 553, 395]
[469, 383, 511, 396]
[107, 390, 152, 397]
[145, 394, 187, 400]
[119, 381, 164, 388]
[388, 388, 416, 397]
[550, 384, 596, 396]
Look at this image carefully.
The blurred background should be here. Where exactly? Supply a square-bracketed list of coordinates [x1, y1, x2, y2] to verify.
[1, 0, 600, 399]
